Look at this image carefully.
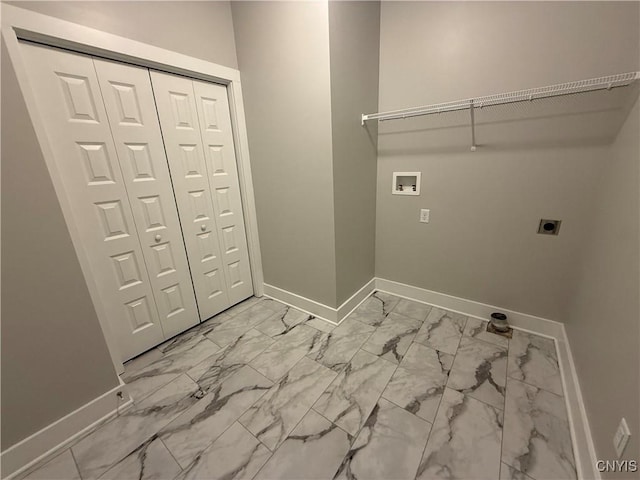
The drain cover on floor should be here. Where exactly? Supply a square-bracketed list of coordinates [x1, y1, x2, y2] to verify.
[487, 322, 513, 339]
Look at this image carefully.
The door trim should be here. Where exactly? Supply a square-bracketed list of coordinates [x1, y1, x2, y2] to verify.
[2, 4, 265, 373]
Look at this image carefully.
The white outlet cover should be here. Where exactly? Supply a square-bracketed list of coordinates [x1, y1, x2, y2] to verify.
[613, 417, 631, 458]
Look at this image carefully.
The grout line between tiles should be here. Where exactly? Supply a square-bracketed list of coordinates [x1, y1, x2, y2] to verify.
[462, 330, 510, 350]
[247, 449, 274, 480]
[498, 333, 512, 479]
[505, 374, 566, 398]
[169, 363, 275, 476]
[310, 408, 354, 439]
[159, 436, 184, 475]
[379, 391, 435, 427]
[68, 448, 83, 480]
[412, 315, 469, 478]
[162, 362, 277, 474]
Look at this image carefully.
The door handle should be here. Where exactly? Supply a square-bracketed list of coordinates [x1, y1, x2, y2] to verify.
[201, 224, 206, 231]
[155, 234, 162, 242]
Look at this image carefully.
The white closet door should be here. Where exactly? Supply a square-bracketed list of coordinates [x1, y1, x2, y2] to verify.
[93, 59, 199, 339]
[20, 42, 165, 360]
[149, 71, 229, 320]
[192, 80, 253, 305]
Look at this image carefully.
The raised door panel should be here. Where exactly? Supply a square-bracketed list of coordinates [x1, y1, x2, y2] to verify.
[149, 70, 229, 320]
[19, 42, 164, 361]
[193, 81, 253, 305]
[93, 59, 200, 339]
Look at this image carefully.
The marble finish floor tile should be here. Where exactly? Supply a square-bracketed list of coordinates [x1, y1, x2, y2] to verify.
[59, 294, 575, 480]
[222, 296, 286, 319]
[254, 305, 317, 337]
[98, 435, 181, 480]
[123, 336, 220, 403]
[334, 398, 431, 480]
[414, 307, 467, 355]
[305, 316, 336, 333]
[502, 378, 576, 480]
[71, 375, 200, 479]
[448, 336, 508, 410]
[312, 349, 397, 436]
[307, 318, 375, 372]
[392, 298, 433, 321]
[187, 329, 274, 395]
[416, 388, 503, 480]
[400, 341, 455, 372]
[21, 450, 80, 480]
[205, 304, 280, 347]
[204, 324, 254, 348]
[184, 313, 232, 340]
[156, 314, 229, 355]
[500, 463, 536, 480]
[160, 365, 273, 468]
[249, 324, 324, 381]
[508, 330, 562, 395]
[258, 297, 289, 312]
[382, 343, 454, 423]
[347, 301, 386, 327]
[123, 348, 163, 378]
[347, 291, 400, 327]
[361, 312, 421, 364]
[369, 291, 402, 310]
[222, 296, 263, 316]
[176, 422, 271, 480]
[464, 317, 509, 348]
[239, 356, 337, 450]
[254, 409, 351, 480]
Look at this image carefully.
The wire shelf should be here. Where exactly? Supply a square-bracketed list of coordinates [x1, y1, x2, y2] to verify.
[363, 72, 640, 150]
[363, 72, 640, 123]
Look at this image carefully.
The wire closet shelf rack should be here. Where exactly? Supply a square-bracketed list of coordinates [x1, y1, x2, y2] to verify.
[361, 72, 640, 151]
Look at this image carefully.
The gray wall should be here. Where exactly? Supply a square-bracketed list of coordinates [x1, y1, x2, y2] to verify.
[1, 43, 119, 450]
[7, 1, 238, 68]
[232, 1, 338, 307]
[1, 0, 239, 451]
[329, 1, 380, 305]
[566, 98, 639, 478]
[375, 1, 640, 320]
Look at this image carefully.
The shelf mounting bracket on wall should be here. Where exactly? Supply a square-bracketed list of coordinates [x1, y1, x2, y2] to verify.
[361, 72, 640, 150]
[469, 99, 476, 152]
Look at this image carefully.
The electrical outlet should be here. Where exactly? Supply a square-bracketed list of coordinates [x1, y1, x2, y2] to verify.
[613, 418, 631, 458]
[420, 209, 430, 223]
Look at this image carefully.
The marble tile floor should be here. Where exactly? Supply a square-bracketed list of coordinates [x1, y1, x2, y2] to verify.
[21, 292, 576, 480]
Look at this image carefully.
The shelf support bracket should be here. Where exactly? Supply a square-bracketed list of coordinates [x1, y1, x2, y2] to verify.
[469, 100, 477, 151]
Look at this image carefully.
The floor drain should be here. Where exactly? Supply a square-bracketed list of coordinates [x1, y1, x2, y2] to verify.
[487, 322, 513, 339]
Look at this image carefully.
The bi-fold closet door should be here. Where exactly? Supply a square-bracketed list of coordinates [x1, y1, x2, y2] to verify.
[20, 42, 253, 361]
[150, 72, 253, 319]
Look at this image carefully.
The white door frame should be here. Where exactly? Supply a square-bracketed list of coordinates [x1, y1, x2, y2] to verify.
[1, 4, 265, 374]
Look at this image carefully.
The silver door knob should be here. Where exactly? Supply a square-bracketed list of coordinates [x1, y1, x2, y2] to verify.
[200, 224, 206, 231]
[155, 234, 162, 242]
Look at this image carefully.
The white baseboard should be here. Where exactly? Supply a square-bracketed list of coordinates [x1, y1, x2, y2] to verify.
[336, 278, 377, 321]
[2, 380, 133, 480]
[263, 284, 339, 323]
[375, 277, 563, 339]
[263, 279, 375, 325]
[557, 325, 600, 480]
